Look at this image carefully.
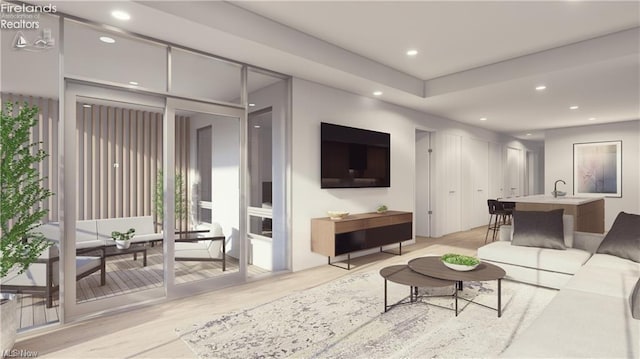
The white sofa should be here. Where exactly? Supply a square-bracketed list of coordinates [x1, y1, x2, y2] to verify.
[477, 215, 640, 357]
[478, 216, 593, 289]
[174, 223, 226, 271]
[0, 243, 105, 308]
[40, 216, 162, 249]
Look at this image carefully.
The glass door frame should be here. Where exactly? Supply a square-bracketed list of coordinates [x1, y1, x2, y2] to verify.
[63, 82, 168, 320]
[62, 83, 248, 319]
[164, 98, 247, 298]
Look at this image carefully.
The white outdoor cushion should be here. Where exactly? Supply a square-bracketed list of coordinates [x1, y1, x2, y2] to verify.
[76, 220, 102, 248]
[134, 233, 163, 242]
[1, 262, 49, 287]
[207, 240, 223, 259]
[502, 214, 574, 247]
[76, 256, 102, 276]
[477, 241, 591, 274]
[501, 289, 640, 358]
[39, 223, 61, 242]
[95, 216, 157, 243]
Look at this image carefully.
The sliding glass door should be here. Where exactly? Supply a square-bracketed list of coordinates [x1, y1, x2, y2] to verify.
[64, 83, 167, 318]
[165, 98, 246, 295]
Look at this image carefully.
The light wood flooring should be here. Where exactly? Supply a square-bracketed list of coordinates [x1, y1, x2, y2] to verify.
[16, 227, 488, 358]
[15, 246, 269, 331]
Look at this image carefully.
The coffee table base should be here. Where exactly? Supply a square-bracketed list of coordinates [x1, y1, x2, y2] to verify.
[453, 279, 502, 317]
[380, 264, 503, 317]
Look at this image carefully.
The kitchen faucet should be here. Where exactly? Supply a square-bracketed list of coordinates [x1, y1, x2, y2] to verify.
[553, 179, 566, 198]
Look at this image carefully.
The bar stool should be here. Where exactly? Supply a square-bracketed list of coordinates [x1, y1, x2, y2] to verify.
[485, 199, 510, 243]
[501, 201, 515, 225]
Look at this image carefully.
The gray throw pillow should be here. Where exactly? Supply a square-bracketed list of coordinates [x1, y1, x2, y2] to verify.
[632, 277, 640, 320]
[511, 209, 566, 250]
[596, 212, 640, 263]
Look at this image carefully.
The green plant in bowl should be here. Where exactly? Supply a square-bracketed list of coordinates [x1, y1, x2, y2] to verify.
[441, 253, 480, 271]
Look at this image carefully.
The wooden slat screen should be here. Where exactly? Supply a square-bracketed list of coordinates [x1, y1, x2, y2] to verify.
[76, 102, 167, 221]
[2, 93, 191, 229]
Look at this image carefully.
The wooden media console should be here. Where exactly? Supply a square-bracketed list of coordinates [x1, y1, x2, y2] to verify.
[311, 211, 413, 269]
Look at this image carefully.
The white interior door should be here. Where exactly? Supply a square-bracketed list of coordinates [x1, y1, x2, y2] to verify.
[506, 147, 522, 197]
[442, 133, 461, 235]
[415, 130, 431, 237]
[466, 138, 489, 229]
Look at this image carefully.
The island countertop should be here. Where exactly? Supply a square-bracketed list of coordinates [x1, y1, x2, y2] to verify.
[501, 195, 604, 233]
[502, 195, 604, 205]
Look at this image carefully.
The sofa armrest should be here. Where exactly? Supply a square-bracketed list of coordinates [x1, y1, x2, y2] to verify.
[572, 231, 605, 254]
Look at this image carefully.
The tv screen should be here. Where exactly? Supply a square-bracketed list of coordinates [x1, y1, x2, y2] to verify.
[321, 122, 390, 188]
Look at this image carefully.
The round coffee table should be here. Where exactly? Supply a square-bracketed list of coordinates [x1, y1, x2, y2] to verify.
[408, 256, 506, 317]
[379, 265, 454, 312]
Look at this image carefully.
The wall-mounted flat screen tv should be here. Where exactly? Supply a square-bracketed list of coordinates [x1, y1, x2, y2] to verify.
[321, 122, 390, 188]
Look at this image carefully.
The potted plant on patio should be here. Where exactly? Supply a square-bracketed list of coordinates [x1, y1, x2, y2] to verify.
[111, 228, 135, 249]
[1, 102, 54, 352]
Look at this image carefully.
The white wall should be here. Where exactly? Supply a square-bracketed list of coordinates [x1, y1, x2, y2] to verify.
[248, 79, 289, 271]
[290, 78, 540, 271]
[545, 120, 640, 229]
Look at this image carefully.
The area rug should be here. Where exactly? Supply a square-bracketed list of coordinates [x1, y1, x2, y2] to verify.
[175, 269, 557, 359]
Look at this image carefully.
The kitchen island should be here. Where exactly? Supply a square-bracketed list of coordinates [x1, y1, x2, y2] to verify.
[504, 195, 604, 233]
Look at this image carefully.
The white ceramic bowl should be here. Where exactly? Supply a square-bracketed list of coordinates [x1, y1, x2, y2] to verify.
[442, 261, 479, 271]
[327, 211, 349, 220]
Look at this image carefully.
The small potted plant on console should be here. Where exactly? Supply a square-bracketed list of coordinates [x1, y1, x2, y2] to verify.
[112, 228, 135, 249]
[376, 205, 388, 214]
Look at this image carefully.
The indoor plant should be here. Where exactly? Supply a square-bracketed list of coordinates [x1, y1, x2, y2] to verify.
[111, 228, 135, 249]
[377, 205, 388, 214]
[1, 102, 54, 352]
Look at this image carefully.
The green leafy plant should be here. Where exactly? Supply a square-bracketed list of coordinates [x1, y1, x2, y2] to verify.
[153, 169, 187, 225]
[111, 228, 135, 242]
[377, 204, 388, 213]
[441, 253, 480, 266]
[1, 102, 54, 278]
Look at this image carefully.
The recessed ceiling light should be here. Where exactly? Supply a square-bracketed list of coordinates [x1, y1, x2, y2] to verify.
[588, 117, 596, 121]
[82, 104, 92, 108]
[111, 10, 131, 21]
[373, 91, 383, 96]
[99, 36, 115, 44]
[569, 105, 579, 110]
[248, 103, 256, 107]
[128, 81, 139, 86]
[526, 133, 532, 136]
[406, 49, 418, 56]
[535, 85, 547, 91]
[254, 125, 261, 128]
[480, 117, 487, 121]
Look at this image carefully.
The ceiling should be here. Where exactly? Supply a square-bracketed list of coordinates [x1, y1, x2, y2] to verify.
[8, 1, 640, 140]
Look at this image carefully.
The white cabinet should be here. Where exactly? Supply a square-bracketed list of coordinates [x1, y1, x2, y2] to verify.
[506, 147, 523, 198]
[489, 142, 504, 199]
[463, 138, 489, 229]
[437, 133, 461, 236]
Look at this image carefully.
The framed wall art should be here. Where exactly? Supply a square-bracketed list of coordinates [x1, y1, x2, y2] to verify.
[573, 140, 622, 197]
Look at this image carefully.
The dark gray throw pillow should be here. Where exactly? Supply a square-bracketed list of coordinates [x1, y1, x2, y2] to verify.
[632, 277, 640, 320]
[596, 212, 640, 263]
[511, 209, 566, 250]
